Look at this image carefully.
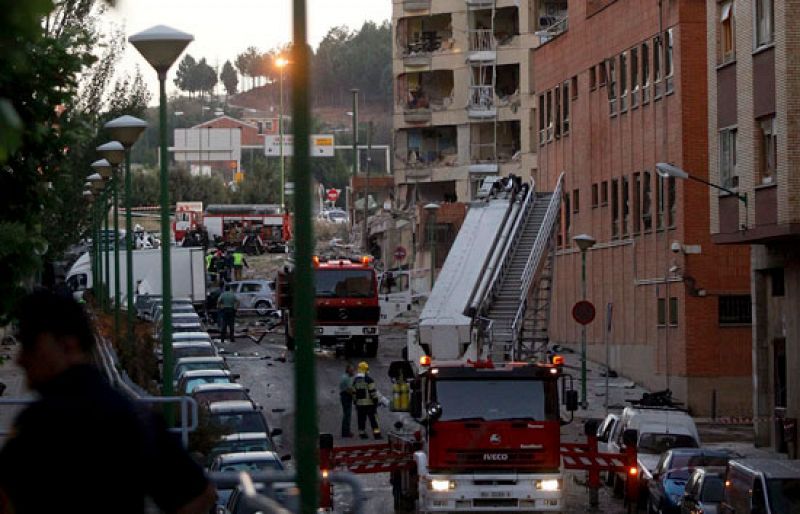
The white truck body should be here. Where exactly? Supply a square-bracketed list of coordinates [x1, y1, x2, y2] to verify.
[66, 247, 206, 305]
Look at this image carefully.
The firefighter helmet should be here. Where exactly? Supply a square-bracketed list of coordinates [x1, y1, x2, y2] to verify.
[358, 361, 369, 374]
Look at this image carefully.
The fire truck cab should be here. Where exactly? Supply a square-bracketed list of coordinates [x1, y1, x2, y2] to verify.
[408, 360, 572, 512]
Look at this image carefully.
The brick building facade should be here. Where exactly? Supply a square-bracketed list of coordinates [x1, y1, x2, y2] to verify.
[533, 0, 752, 415]
[706, 0, 800, 449]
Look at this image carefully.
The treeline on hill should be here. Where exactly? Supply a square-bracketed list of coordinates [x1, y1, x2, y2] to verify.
[172, 21, 392, 107]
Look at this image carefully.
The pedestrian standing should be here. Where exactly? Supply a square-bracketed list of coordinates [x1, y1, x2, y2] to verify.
[232, 248, 249, 281]
[223, 250, 234, 283]
[339, 364, 355, 438]
[217, 287, 239, 343]
[0, 291, 216, 514]
[353, 361, 383, 439]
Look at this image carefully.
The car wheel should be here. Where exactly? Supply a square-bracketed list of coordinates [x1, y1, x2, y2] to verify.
[255, 300, 270, 316]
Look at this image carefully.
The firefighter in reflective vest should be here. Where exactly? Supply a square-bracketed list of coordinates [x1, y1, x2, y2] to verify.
[232, 248, 248, 281]
[353, 361, 383, 439]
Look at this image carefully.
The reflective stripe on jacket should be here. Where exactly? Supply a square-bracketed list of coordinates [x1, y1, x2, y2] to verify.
[233, 252, 244, 266]
[353, 375, 377, 407]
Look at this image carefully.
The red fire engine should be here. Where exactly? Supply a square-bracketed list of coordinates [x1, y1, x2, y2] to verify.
[277, 256, 380, 357]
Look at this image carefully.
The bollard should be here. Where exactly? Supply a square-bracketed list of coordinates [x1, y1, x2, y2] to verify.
[584, 419, 600, 508]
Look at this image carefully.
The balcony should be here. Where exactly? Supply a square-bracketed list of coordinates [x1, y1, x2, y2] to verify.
[468, 29, 496, 61]
[398, 14, 454, 68]
[403, 0, 430, 12]
[466, 0, 495, 9]
[468, 85, 496, 118]
[397, 126, 459, 174]
[535, 0, 568, 44]
[398, 70, 455, 123]
[469, 120, 521, 173]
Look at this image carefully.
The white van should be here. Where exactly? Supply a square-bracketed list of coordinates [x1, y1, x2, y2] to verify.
[721, 459, 800, 514]
[608, 406, 700, 494]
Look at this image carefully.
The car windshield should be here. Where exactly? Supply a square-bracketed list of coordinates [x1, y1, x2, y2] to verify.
[174, 347, 216, 360]
[701, 477, 724, 502]
[669, 454, 728, 473]
[210, 439, 274, 459]
[638, 433, 699, 454]
[194, 390, 250, 406]
[435, 379, 557, 422]
[211, 412, 269, 433]
[218, 459, 283, 473]
[176, 362, 225, 376]
[329, 211, 346, 219]
[767, 479, 800, 513]
[184, 376, 231, 393]
[315, 269, 374, 298]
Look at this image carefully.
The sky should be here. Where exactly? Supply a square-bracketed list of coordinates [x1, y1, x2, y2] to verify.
[108, 0, 391, 100]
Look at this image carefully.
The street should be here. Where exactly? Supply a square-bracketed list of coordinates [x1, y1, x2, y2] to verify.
[221, 320, 632, 513]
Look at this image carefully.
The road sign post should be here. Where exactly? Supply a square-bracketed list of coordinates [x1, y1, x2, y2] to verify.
[326, 188, 339, 202]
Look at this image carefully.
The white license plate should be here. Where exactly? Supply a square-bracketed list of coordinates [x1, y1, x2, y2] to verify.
[334, 327, 351, 334]
[480, 491, 511, 498]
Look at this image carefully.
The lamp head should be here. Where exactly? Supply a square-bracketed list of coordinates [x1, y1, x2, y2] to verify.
[655, 162, 689, 180]
[573, 233, 596, 252]
[90, 158, 113, 179]
[105, 115, 147, 148]
[423, 203, 441, 213]
[275, 56, 289, 68]
[129, 25, 194, 74]
[96, 141, 125, 166]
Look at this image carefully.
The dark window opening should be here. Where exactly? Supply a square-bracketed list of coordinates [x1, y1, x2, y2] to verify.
[591, 183, 599, 208]
[771, 268, 785, 297]
[611, 178, 619, 238]
[601, 181, 609, 206]
[718, 295, 752, 325]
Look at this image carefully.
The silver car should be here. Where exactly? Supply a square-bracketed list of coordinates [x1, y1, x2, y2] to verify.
[223, 280, 276, 316]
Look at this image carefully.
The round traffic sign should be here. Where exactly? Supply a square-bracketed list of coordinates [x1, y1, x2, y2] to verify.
[326, 188, 339, 202]
[572, 300, 596, 325]
[394, 246, 407, 261]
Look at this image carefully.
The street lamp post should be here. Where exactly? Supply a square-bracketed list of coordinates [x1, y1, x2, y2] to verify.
[423, 203, 441, 292]
[106, 116, 148, 351]
[573, 233, 595, 410]
[87, 173, 106, 303]
[275, 56, 288, 211]
[130, 25, 193, 399]
[91, 159, 113, 309]
[97, 141, 125, 346]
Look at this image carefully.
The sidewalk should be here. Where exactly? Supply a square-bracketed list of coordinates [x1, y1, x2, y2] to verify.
[556, 344, 784, 460]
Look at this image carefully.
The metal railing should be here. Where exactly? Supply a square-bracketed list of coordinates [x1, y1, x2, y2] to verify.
[537, 15, 568, 44]
[468, 85, 494, 111]
[468, 29, 494, 52]
[470, 142, 496, 162]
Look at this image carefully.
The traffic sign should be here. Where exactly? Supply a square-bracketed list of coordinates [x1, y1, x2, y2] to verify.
[394, 246, 407, 261]
[326, 188, 339, 202]
[572, 300, 596, 325]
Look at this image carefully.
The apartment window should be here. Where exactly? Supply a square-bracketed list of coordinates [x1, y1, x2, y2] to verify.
[600, 181, 609, 205]
[771, 268, 785, 297]
[622, 175, 630, 235]
[667, 176, 676, 228]
[590, 66, 597, 90]
[592, 184, 599, 207]
[720, 1, 735, 64]
[642, 41, 650, 103]
[571, 76, 578, 99]
[619, 52, 628, 111]
[719, 295, 752, 325]
[719, 127, 738, 189]
[573, 188, 580, 213]
[657, 171, 665, 229]
[608, 58, 617, 115]
[538, 95, 546, 145]
[257, 121, 265, 134]
[546, 90, 553, 141]
[554, 87, 562, 138]
[758, 115, 777, 184]
[658, 297, 679, 326]
[642, 171, 652, 231]
[599, 61, 607, 86]
[563, 192, 571, 242]
[633, 172, 641, 233]
[562, 81, 570, 135]
[658, 298, 666, 325]
[755, 0, 774, 48]
[664, 28, 674, 93]
[653, 35, 663, 98]
[611, 178, 619, 238]
[631, 47, 639, 107]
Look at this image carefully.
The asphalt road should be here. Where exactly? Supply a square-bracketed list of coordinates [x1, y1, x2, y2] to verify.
[219, 320, 632, 513]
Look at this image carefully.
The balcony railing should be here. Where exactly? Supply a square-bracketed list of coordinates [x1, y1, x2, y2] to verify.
[403, 0, 430, 11]
[466, 0, 494, 8]
[468, 86, 496, 117]
[536, 14, 568, 44]
[468, 30, 494, 53]
[397, 148, 459, 171]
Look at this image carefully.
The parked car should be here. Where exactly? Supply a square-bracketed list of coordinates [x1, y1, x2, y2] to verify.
[171, 332, 212, 344]
[207, 401, 271, 434]
[211, 451, 291, 510]
[148, 299, 194, 322]
[222, 280, 276, 316]
[720, 459, 800, 514]
[609, 406, 701, 497]
[192, 383, 253, 408]
[646, 448, 729, 514]
[173, 356, 228, 386]
[170, 342, 218, 361]
[176, 369, 237, 396]
[206, 432, 277, 467]
[596, 413, 621, 484]
[680, 468, 725, 514]
[319, 209, 348, 225]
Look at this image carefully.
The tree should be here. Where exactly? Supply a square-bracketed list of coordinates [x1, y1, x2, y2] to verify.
[220, 60, 238, 97]
[195, 58, 218, 98]
[174, 54, 198, 96]
[234, 46, 261, 90]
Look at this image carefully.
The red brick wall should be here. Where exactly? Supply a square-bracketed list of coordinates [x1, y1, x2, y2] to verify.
[195, 116, 265, 146]
[532, 0, 751, 403]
